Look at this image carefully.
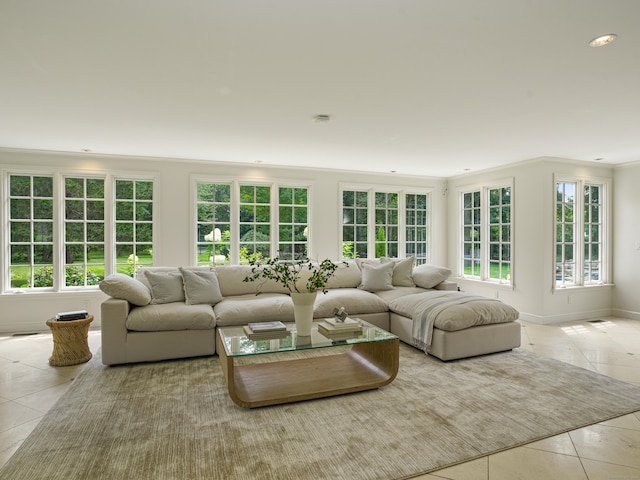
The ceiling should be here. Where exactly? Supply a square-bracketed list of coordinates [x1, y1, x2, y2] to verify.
[1, 0, 639, 178]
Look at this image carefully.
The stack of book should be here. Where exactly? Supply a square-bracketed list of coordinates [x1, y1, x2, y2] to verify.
[244, 321, 290, 340]
[318, 317, 363, 339]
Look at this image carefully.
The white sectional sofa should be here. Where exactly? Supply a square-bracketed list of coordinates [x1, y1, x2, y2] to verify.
[99, 259, 521, 365]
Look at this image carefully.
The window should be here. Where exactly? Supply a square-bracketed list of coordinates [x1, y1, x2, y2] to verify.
[555, 178, 607, 287]
[64, 177, 105, 286]
[462, 191, 481, 277]
[4, 171, 155, 292]
[196, 183, 231, 265]
[194, 179, 309, 265]
[459, 183, 512, 284]
[278, 187, 308, 261]
[239, 184, 271, 260]
[342, 190, 369, 260]
[405, 194, 429, 264]
[374, 192, 399, 258]
[115, 179, 154, 275]
[488, 187, 511, 282]
[8, 174, 54, 289]
[341, 186, 431, 265]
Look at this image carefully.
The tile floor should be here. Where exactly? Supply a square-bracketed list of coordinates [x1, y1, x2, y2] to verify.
[1, 318, 639, 479]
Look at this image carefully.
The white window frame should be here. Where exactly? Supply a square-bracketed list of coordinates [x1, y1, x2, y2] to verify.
[553, 174, 611, 290]
[2, 168, 157, 293]
[457, 178, 514, 286]
[190, 175, 313, 265]
[339, 183, 432, 264]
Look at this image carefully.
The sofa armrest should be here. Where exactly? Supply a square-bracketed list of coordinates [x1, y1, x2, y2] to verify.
[101, 298, 131, 365]
[434, 280, 458, 291]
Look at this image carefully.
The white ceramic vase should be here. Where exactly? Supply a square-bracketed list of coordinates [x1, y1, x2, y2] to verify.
[290, 291, 317, 337]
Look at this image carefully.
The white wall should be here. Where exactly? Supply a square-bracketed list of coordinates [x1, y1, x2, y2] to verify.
[445, 157, 615, 324]
[0, 148, 447, 333]
[612, 163, 640, 320]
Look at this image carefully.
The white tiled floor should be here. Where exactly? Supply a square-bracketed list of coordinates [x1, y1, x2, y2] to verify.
[1, 319, 639, 479]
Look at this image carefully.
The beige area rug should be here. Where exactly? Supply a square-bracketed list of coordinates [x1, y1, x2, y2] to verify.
[3, 345, 640, 480]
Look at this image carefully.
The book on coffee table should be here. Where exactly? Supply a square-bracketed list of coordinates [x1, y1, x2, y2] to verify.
[321, 317, 362, 331]
[247, 321, 287, 332]
[317, 326, 364, 341]
[243, 325, 290, 341]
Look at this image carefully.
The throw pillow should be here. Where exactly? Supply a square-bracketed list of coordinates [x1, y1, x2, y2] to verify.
[355, 258, 381, 271]
[99, 273, 152, 306]
[381, 257, 416, 287]
[359, 262, 394, 292]
[144, 271, 186, 304]
[179, 267, 223, 305]
[412, 264, 452, 289]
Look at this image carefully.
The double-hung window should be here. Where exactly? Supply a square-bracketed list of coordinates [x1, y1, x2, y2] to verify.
[114, 179, 154, 275]
[341, 186, 430, 265]
[8, 174, 55, 289]
[555, 176, 609, 288]
[459, 182, 512, 284]
[194, 178, 309, 265]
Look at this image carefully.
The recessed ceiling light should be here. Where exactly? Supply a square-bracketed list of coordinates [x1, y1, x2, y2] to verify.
[594, 157, 604, 161]
[81, 148, 92, 152]
[313, 114, 331, 123]
[589, 34, 617, 47]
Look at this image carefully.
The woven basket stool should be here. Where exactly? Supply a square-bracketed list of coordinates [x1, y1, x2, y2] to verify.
[46, 315, 94, 366]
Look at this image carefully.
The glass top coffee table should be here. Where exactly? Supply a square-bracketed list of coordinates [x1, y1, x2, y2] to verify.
[216, 320, 399, 408]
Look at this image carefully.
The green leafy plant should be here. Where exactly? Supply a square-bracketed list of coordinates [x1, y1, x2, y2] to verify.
[243, 256, 345, 294]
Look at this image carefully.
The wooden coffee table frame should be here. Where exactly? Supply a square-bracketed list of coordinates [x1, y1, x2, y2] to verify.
[216, 325, 399, 408]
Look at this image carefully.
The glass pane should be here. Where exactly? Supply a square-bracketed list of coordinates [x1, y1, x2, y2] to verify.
[34, 244, 53, 264]
[10, 176, 31, 196]
[86, 223, 104, 241]
[34, 176, 53, 197]
[33, 199, 53, 219]
[65, 200, 84, 220]
[136, 181, 153, 200]
[279, 206, 293, 223]
[65, 178, 84, 198]
[33, 228, 51, 254]
[294, 207, 307, 223]
[216, 204, 230, 223]
[11, 222, 30, 242]
[198, 204, 214, 222]
[86, 200, 104, 220]
[86, 179, 104, 198]
[116, 180, 134, 199]
[136, 202, 152, 222]
[136, 224, 153, 243]
[197, 183, 214, 202]
[279, 188, 292, 204]
[66, 223, 84, 242]
[11, 245, 30, 264]
[256, 186, 270, 203]
[116, 223, 134, 242]
[10, 199, 30, 219]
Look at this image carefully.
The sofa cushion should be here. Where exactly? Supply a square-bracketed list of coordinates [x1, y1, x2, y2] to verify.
[126, 302, 215, 331]
[359, 262, 394, 292]
[145, 271, 186, 304]
[412, 264, 452, 289]
[374, 286, 429, 303]
[381, 257, 416, 287]
[214, 293, 294, 326]
[325, 261, 361, 288]
[179, 267, 223, 305]
[99, 273, 152, 306]
[214, 265, 289, 296]
[313, 288, 389, 318]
